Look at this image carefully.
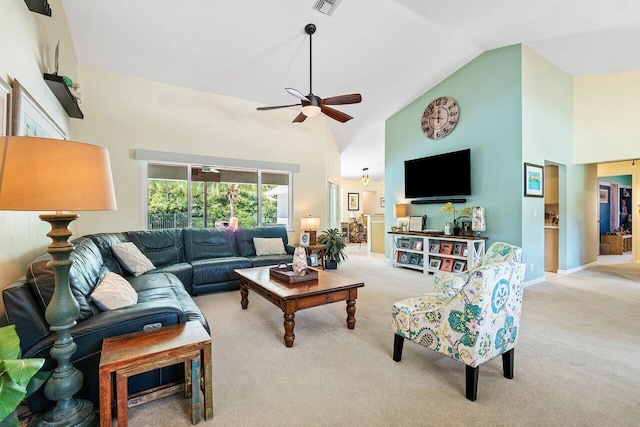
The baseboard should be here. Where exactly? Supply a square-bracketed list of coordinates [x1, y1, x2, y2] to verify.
[523, 277, 545, 287]
[557, 261, 598, 276]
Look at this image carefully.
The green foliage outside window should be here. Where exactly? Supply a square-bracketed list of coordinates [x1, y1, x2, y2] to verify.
[148, 180, 279, 229]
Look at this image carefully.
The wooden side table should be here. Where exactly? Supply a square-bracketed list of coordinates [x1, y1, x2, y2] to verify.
[99, 321, 213, 426]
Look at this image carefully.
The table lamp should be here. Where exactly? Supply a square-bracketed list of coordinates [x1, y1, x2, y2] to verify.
[394, 203, 408, 231]
[300, 215, 321, 245]
[0, 136, 117, 426]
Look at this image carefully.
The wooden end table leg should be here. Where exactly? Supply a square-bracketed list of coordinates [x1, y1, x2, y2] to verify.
[99, 368, 112, 427]
[319, 248, 325, 270]
[202, 342, 214, 420]
[346, 299, 356, 329]
[115, 372, 129, 427]
[184, 358, 192, 399]
[283, 312, 295, 347]
[190, 354, 201, 424]
[240, 282, 249, 309]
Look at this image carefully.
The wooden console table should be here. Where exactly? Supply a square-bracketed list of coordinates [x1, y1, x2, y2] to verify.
[99, 321, 213, 426]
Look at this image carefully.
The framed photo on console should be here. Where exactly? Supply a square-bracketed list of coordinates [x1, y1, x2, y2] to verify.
[408, 216, 423, 232]
[453, 243, 463, 256]
[429, 243, 440, 253]
[440, 257, 454, 272]
[439, 242, 453, 255]
[453, 260, 466, 273]
[429, 258, 442, 270]
[412, 240, 423, 251]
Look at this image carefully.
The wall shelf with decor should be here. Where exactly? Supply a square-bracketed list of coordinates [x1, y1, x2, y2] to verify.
[24, 0, 51, 16]
[389, 231, 486, 274]
[43, 73, 83, 119]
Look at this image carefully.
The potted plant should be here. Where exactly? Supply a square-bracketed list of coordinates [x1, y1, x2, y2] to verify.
[440, 202, 473, 235]
[0, 325, 49, 427]
[317, 228, 348, 269]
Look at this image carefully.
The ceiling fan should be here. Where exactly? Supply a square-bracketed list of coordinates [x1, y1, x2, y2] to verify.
[257, 23, 362, 123]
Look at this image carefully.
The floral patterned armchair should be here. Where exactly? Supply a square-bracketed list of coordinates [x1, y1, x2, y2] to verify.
[433, 241, 522, 298]
[391, 258, 526, 400]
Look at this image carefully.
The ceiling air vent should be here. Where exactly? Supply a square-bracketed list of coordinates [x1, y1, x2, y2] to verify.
[313, 0, 342, 16]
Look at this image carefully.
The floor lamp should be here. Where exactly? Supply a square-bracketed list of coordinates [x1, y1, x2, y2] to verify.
[0, 136, 117, 426]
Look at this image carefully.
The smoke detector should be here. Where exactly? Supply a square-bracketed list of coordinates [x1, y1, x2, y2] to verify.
[313, 0, 342, 16]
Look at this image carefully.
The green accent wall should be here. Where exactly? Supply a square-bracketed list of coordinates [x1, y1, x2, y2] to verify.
[386, 44, 595, 281]
[385, 45, 523, 256]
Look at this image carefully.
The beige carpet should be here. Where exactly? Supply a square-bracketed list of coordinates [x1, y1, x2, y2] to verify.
[125, 247, 640, 427]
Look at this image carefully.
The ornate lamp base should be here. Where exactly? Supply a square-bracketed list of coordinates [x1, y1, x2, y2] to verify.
[35, 213, 96, 427]
[36, 399, 95, 427]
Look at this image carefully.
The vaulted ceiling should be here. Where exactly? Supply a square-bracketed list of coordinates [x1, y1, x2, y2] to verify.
[61, 0, 640, 181]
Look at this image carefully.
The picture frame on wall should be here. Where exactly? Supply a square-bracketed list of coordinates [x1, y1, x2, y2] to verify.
[348, 192, 360, 211]
[379, 197, 385, 208]
[599, 188, 609, 203]
[0, 76, 11, 136]
[11, 79, 66, 139]
[524, 162, 544, 197]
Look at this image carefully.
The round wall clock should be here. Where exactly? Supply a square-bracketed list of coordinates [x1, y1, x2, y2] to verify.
[421, 96, 459, 140]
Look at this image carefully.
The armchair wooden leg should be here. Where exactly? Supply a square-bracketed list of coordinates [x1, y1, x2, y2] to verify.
[465, 365, 479, 401]
[502, 349, 514, 379]
[393, 334, 404, 362]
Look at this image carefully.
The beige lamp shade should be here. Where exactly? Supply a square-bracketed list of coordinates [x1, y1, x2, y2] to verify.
[0, 136, 117, 211]
[394, 203, 407, 218]
[300, 216, 321, 230]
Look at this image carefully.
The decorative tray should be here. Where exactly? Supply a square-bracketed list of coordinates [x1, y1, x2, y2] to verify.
[269, 263, 318, 283]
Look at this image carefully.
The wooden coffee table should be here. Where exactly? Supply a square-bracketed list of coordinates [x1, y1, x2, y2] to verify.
[235, 266, 364, 347]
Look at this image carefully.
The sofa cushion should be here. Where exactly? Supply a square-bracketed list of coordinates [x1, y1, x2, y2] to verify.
[152, 262, 194, 294]
[247, 255, 293, 267]
[112, 242, 156, 277]
[128, 272, 205, 324]
[126, 228, 184, 267]
[91, 272, 138, 311]
[253, 237, 286, 256]
[88, 232, 129, 276]
[236, 226, 291, 257]
[190, 257, 252, 286]
[26, 237, 103, 321]
[183, 228, 236, 261]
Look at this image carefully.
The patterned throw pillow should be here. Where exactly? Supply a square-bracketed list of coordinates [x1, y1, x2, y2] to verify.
[90, 272, 138, 311]
[111, 242, 155, 277]
[253, 237, 286, 256]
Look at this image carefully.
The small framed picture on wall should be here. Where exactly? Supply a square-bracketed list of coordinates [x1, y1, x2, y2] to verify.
[524, 163, 544, 197]
[348, 193, 360, 211]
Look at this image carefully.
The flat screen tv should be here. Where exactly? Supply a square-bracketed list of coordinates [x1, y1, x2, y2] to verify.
[404, 149, 471, 199]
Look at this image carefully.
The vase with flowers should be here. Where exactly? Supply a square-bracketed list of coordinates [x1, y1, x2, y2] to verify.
[440, 202, 473, 236]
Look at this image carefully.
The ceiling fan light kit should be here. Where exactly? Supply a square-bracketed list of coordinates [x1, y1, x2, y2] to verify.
[257, 23, 362, 123]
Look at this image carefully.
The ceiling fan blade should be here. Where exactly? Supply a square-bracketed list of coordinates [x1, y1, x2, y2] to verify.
[320, 105, 353, 123]
[257, 103, 301, 111]
[285, 88, 310, 102]
[292, 112, 307, 123]
[321, 93, 362, 106]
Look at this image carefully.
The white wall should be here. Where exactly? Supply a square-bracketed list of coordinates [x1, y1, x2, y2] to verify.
[72, 66, 341, 241]
[0, 0, 78, 317]
[0, 1, 341, 323]
[340, 179, 384, 223]
[574, 70, 640, 164]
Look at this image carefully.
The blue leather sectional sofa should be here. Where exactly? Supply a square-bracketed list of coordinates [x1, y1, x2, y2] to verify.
[2, 226, 293, 413]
